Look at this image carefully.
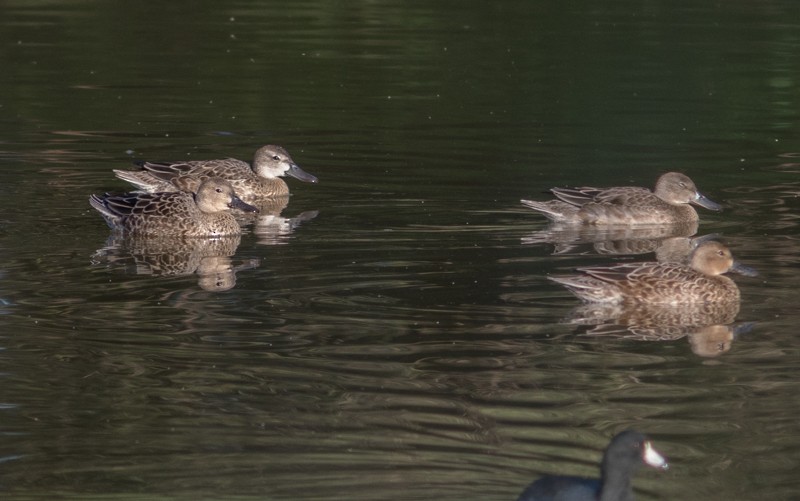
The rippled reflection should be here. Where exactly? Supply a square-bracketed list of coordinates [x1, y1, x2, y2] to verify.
[92, 234, 258, 291]
[563, 301, 752, 357]
[522, 222, 701, 261]
[235, 197, 319, 245]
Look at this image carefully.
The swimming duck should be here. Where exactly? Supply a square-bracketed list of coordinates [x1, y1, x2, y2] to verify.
[521, 172, 721, 225]
[550, 240, 756, 304]
[90, 178, 257, 237]
[516, 430, 668, 501]
[114, 145, 318, 204]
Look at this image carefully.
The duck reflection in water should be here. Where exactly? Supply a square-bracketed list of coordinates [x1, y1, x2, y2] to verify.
[93, 234, 259, 292]
[566, 302, 755, 357]
[522, 222, 709, 263]
[550, 240, 757, 357]
[232, 195, 319, 246]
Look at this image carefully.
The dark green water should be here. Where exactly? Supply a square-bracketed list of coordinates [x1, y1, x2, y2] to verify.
[2, 1, 800, 500]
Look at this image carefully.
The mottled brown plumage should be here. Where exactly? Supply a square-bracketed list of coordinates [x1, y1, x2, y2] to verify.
[521, 172, 721, 224]
[114, 145, 318, 204]
[550, 241, 756, 304]
[90, 178, 257, 237]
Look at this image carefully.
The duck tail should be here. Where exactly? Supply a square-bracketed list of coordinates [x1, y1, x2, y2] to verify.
[521, 199, 579, 222]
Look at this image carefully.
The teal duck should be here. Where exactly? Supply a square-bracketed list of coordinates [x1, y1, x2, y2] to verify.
[521, 172, 721, 224]
[550, 240, 756, 304]
[90, 178, 257, 237]
[114, 145, 318, 204]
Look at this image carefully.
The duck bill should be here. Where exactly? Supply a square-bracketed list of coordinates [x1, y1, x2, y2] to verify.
[643, 441, 669, 470]
[692, 192, 723, 212]
[229, 196, 259, 213]
[691, 233, 722, 247]
[732, 321, 756, 339]
[730, 260, 758, 277]
[287, 163, 318, 183]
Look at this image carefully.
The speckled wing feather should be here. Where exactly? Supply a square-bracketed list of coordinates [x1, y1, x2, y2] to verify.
[117, 158, 254, 194]
[180, 158, 253, 178]
[112, 169, 174, 193]
[545, 187, 668, 224]
[142, 163, 204, 193]
[155, 159, 257, 193]
[551, 186, 652, 207]
[549, 186, 602, 206]
[93, 191, 196, 220]
[578, 261, 677, 282]
[578, 262, 734, 303]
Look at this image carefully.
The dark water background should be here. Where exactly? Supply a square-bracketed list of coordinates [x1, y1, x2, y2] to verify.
[2, 1, 800, 499]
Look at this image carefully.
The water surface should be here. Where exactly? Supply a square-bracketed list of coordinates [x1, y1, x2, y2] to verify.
[2, 1, 800, 500]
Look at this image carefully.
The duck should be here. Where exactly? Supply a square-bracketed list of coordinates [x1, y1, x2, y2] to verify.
[90, 178, 257, 237]
[113, 145, 318, 204]
[516, 430, 668, 501]
[549, 240, 756, 304]
[521, 172, 721, 225]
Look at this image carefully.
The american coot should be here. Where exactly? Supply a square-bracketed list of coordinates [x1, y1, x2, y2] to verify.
[516, 430, 668, 501]
[520, 172, 721, 225]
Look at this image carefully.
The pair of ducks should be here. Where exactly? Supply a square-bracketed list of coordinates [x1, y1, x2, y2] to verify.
[90, 145, 318, 237]
[521, 172, 757, 304]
